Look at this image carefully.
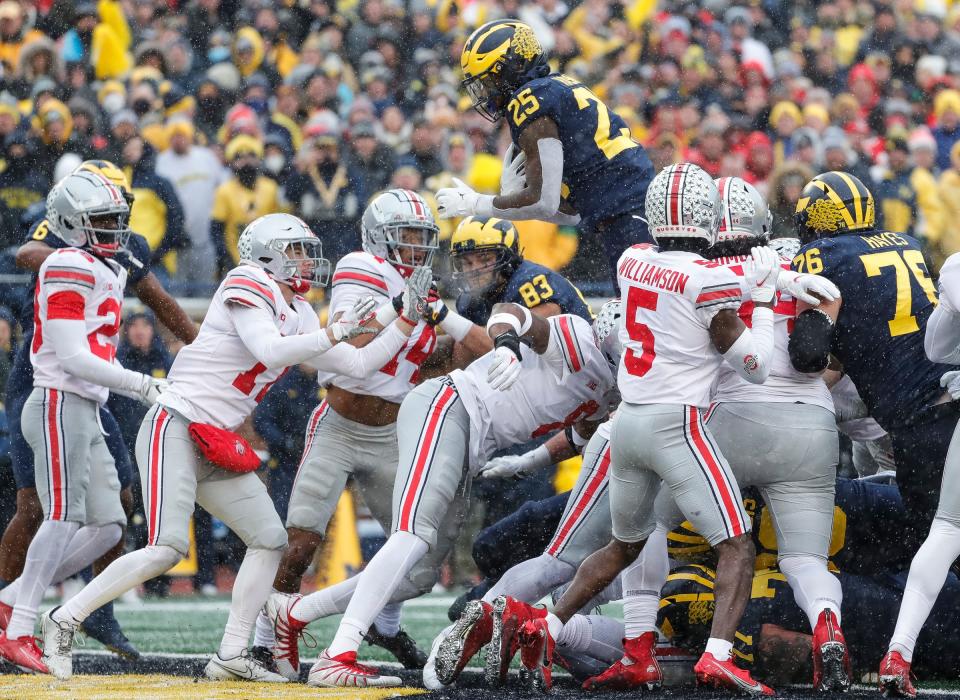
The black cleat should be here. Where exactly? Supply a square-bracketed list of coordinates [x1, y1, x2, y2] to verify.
[364, 626, 427, 669]
[80, 602, 139, 661]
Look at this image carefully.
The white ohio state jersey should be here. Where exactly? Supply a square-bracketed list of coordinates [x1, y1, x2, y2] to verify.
[708, 254, 834, 412]
[450, 314, 616, 471]
[616, 245, 743, 408]
[316, 251, 436, 404]
[31, 248, 127, 405]
[159, 264, 319, 430]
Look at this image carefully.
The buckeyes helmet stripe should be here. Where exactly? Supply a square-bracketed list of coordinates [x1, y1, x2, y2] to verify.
[667, 162, 690, 226]
[717, 176, 734, 233]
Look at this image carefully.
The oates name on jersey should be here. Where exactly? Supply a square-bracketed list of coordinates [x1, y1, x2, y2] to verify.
[618, 255, 690, 293]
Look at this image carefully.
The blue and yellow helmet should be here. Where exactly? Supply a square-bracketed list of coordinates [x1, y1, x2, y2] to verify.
[76, 159, 135, 206]
[657, 565, 717, 650]
[450, 215, 523, 296]
[794, 171, 875, 243]
[460, 20, 549, 122]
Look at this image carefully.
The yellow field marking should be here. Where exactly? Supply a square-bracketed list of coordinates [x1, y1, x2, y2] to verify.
[0, 674, 428, 699]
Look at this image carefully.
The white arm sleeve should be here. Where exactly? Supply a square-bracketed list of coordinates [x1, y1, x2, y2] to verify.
[476, 138, 565, 221]
[924, 303, 960, 364]
[46, 318, 147, 393]
[229, 303, 333, 370]
[303, 324, 410, 378]
[721, 306, 775, 384]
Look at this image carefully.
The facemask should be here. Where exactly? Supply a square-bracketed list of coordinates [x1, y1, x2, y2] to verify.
[245, 98, 268, 116]
[132, 99, 152, 116]
[264, 154, 285, 175]
[207, 46, 231, 64]
[198, 96, 224, 121]
[236, 164, 259, 187]
[102, 92, 125, 115]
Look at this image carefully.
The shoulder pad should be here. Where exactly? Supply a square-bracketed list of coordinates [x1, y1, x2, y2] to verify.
[222, 265, 279, 316]
[41, 248, 97, 292]
[331, 252, 391, 295]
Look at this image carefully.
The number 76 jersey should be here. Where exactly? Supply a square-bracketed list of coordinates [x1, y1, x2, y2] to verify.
[793, 232, 950, 430]
[616, 245, 743, 409]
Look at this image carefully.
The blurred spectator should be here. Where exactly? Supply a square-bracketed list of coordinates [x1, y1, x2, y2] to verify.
[768, 161, 815, 235]
[0, 306, 12, 392]
[211, 134, 282, 274]
[155, 118, 226, 292]
[282, 124, 363, 265]
[253, 364, 321, 522]
[939, 141, 960, 259]
[10, 36, 63, 100]
[688, 122, 726, 178]
[121, 135, 187, 271]
[908, 129, 945, 266]
[0, 1, 45, 73]
[405, 117, 443, 179]
[345, 120, 395, 196]
[934, 90, 960, 173]
[873, 132, 919, 237]
[0, 130, 48, 249]
[61, 1, 132, 80]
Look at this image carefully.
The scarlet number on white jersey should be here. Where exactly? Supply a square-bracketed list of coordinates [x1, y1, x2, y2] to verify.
[624, 287, 658, 377]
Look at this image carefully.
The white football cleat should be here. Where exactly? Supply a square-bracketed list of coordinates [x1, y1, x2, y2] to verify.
[264, 592, 306, 681]
[422, 624, 452, 690]
[204, 649, 289, 682]
[41, 608, 78, 680]
[308, 648, 402, 687]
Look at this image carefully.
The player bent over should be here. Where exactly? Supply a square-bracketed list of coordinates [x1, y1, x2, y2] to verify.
[38, 213, 431, 682]
[0, 172, 166, 673]
[258, 190, 440, 676]
[280, 302, 616, 688]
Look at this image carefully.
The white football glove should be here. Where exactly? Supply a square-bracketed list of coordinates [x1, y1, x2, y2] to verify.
[479, 444, 551, 479]
[136, 375, 168, 406]
[500, 144, 527, 196]
[436, 177, 483, 219]
[782, 272, 840, 306]
[400, 266, 433, 322]
[941, 370, 960, 400]
[747, 245, 780, 304]
[330, 296, 378, 341]
[487, 344, 523, 391]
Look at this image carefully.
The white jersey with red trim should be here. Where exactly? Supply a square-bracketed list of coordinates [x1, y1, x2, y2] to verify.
[316, 251, 436, 404]
[159, 264, 319, 430]
[31, 248, 127, 405]
[616, 245, 743, 408]
[707, 254, 834, 412]
[450, 314, 616, 471]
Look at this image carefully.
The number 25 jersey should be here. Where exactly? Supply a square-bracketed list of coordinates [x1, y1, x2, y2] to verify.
[793, 232, 951, 430]
[506, 73, 654, 228]
[617, 245, 743, 408]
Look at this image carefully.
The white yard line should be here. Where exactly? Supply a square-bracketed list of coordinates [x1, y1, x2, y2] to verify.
[114, 596, 456, 614]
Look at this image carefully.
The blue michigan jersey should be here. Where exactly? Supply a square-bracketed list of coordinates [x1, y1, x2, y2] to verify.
[793, 232, 951, 430]
[505, 73, 654, 229]
[456, 260, 593, 326]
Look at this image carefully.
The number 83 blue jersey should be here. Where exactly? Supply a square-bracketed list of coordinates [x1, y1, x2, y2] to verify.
[506, 74, 654, 229]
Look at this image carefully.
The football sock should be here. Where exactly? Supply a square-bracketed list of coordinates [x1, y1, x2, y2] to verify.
[705, 637, 733, 662]
[6, 520, 79, 639]
[778, 553, 843, 629]
[622, 526, 669, 638]
[482, 553, 575, 605]
[889, 518, 960, 662]
[373, 601, 402, 637]
[55, 545, 181, 625]
[557, 613, 624, 664]
[293, 575, 360, 624]
[0, 524, 121, 607]
[219, 548, 282, 659]
[253, 605, 276, 649]
[327, 531, 427, 658]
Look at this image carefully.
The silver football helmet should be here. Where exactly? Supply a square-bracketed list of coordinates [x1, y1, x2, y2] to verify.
[644, 163, 723, 245]
[593, 299, 623, 368]
[46, 170, 130, 256]
[715, 176, 772, 240]
[769, 236, 802, 260]
[237, 213, 331, 290]
[361, 189, 440, 272]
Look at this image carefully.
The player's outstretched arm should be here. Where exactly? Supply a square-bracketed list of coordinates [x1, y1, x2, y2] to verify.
[789, 297, 841, 374]
[478, 422, 585, 480]
[15, 240, 52, 271]
[132, 273, 199, 344]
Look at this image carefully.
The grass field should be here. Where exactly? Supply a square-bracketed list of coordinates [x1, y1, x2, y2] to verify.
[3, 592, 960, 699]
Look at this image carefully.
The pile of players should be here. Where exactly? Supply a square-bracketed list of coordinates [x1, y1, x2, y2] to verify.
[0, 17, 958, 700]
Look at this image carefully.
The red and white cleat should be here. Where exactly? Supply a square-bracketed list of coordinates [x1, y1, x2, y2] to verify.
[518, 617, 555, 694]
[695, 652, 775, 696]
[307, 649, 402, 688]
[583, 632, 663, 691]
[435, 600, 493, 685]
[813, 608, 851, 692]
[0, 631, 50, 674]
[879, 650, 917, 698]
[265, 592, 307, 681]
[0, 601, 11, 630]
[485, 595, 547, 686]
